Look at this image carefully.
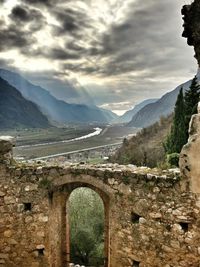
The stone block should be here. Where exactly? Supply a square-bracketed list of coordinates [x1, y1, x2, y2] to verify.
[4, 196, 16, 204]
[24, 184, 38, 191]
[4, 230, 12, 238]
[17, 204, 24, 213]
[38, 215, 48, 222]
[25, 216, 33, 223]
[8, 239, 18, 245]
[0, 191, 5, 197]
[0, 254, 8, 259]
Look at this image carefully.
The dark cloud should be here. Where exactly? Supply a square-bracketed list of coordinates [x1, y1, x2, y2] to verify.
[10, 5, 46, 31]
[47, 48, 80, 60]
[11, 6, 30, 21]
[52, 7, 92, 36]
[66, 42, 86, 53]
[0, 24, 35, 51]
[21, 0, 52, 7]
[0, 4, 43, 53]
[63, 62, 100, 74]
[18, 46, 82, 61]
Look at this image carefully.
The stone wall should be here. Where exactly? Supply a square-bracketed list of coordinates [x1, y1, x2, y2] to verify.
[1, 138, 200, 267]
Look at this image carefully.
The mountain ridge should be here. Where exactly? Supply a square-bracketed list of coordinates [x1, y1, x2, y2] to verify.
[128, 79, 194, 128]
[116, 98, 158, 123]
[0, 77, 50, 129]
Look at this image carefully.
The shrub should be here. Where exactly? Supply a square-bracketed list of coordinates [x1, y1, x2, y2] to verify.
[167, 153, 180, 167]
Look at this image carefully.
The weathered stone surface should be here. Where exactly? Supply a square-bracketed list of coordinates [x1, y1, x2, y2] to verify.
[0, 154, 200, 267]
[3, 230, 12, 238]
[8, 239, 17, 245]
[0, 191, 5, 197]
[180, 107, 200, 193]
[4, 196, 16, 204]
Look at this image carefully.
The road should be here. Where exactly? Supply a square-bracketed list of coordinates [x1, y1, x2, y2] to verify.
[32, 142, 122, 160]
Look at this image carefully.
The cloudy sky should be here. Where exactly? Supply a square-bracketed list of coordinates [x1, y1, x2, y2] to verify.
[0, 0, 197, 115]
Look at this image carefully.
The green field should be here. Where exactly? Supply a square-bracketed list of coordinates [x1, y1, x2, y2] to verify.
[0, 125, 138, 160]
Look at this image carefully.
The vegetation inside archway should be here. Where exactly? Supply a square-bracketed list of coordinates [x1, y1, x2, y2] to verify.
[68, 187, 105, 266]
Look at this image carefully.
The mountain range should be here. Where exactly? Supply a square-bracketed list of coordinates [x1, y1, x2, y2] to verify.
[0, 67, 198, 130]
[128, 78, 194, 128]
[0, 69, 117, 125]
[0, 77, 50, 129]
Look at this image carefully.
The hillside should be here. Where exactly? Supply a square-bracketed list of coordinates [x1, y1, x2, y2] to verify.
[0, 69, 117, 124]
[0, 77, 50, 129]
[111, 114, 173, 167]
[116, 98, 158, 123]
[128, 79, 192, 127]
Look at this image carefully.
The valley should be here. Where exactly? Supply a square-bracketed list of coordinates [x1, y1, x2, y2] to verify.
[0, 125, 138, 160]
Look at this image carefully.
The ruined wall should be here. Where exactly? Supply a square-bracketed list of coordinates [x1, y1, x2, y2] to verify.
[1, 138, 200, 267]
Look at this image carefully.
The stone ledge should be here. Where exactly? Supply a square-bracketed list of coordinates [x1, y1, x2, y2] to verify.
[0, 136, 15, 153]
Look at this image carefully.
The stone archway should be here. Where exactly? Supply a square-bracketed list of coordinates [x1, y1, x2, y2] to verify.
[48, 175, 112, 267]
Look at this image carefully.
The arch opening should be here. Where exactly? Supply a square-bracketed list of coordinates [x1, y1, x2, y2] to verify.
[48, 181, 110, 267]
[67, 187, 105, 267]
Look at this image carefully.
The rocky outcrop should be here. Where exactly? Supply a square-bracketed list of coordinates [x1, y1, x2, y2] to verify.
[180, 103, 200, 193]
[0, 136, 15, 164]
[182, 0, 200, 66]
[180, 0, 200, 193]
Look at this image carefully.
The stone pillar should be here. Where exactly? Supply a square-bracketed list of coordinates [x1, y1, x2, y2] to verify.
[0, 136, 15, 164]
[49, 190, 68, 267]
[180, 102, 200, 193]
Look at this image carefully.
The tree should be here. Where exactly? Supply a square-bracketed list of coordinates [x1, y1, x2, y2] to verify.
[164, 88, 187, 154]
[184, 75, 200, 138]
[164, 76, 200, 157]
